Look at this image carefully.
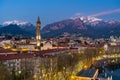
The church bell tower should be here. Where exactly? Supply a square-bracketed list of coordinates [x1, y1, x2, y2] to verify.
[36, 16, 41, 49]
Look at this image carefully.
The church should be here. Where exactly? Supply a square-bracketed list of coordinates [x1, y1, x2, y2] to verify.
[10, 17, 54, 51]
[35, 16, 54, 50]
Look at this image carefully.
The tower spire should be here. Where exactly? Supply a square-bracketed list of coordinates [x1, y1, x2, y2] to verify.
[36, 16, 41, 50]
[37, 16, 41, 23]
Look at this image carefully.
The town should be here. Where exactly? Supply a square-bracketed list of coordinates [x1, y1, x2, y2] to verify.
[0, 17, 120, 80]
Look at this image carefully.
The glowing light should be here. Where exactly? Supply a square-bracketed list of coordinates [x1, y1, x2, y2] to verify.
[11, 48, 17, 51]
[70, 75, 76, 80]
[34, 49, 39, 51]
[33, 74, 37, 80]
[21, 48, 28, 51]
[84, 65, 88, 69]
[18, 71, 21, 74]
[4, 44, 11, 49]
[37, 42, 40, 46]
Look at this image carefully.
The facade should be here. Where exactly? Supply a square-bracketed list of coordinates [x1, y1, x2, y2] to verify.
[41, 41, 53, 50]
[16, 44, 35, 51]
[0, 48, 69, 80]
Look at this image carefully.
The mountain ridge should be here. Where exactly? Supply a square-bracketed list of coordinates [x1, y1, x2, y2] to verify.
[42, 16, 120, 38]
[0, 17, 120, 39]
[0, 21, 36, 38]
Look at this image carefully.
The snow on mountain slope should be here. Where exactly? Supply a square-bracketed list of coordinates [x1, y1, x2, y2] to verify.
[71, 16, 103, 26]
[72, 16, 102, 22]
[2, 20, 31, 26]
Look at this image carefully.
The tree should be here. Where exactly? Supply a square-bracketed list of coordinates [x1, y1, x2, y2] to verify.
[0, 62, 11, 80]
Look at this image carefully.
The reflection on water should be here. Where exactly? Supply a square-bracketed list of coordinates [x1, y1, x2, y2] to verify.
[98, 64, 120, 80]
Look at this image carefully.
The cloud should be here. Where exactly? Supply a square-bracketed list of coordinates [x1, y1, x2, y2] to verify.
[70, 13, 84, 19]
[91, 9, 120, 17]
[74, 13, 83, 16]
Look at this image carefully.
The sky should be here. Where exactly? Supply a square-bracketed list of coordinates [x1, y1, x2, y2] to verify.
[0, 0, 120, 27]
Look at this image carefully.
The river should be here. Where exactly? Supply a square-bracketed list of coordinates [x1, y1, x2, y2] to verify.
[98, 64, 120, 80]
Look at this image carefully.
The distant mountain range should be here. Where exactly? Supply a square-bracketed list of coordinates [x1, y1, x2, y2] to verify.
[0, 16, 120, 39]
[0, 20, 35, 38]
[42, 16, 120, 38]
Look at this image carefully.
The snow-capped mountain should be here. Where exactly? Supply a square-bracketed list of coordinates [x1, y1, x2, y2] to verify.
[42, 16, 120, 38]
[71, 16, 103, 26]
[2, 20, 32, 26]
[2, 20, 36, 31]
[0, 20, 36, 38]
[1, 17, 120, 38]
[71, 16, 102, 22]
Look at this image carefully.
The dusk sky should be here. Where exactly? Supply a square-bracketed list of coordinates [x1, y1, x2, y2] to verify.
[0, 0, 120, 27]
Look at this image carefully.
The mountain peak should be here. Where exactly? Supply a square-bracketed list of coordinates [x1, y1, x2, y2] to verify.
[2, 20, 31, 26]
[71, 16, 102, 23]
[71, 16, 103, 26]
[42, 16, 120, 38]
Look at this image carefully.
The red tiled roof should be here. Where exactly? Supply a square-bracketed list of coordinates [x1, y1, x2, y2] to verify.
[0, 53, 34, 60]
[16, 44, 35, 45]
[0, 48, 14, 53]
[0, 48, 69, 60]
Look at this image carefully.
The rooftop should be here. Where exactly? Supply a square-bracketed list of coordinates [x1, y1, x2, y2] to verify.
[0, 48, 68, 60]
[77, 68, 97, 78]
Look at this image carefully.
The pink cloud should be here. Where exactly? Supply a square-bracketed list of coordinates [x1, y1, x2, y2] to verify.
[91, 9, 120, 17]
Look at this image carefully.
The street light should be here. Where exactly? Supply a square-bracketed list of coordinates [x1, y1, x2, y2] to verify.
[33, 74, 38, 80]
[70, 75, 76, 80]
[18, 71, 21, 74]
[18, 71, 21, 80]
[84, 65, 88, 69]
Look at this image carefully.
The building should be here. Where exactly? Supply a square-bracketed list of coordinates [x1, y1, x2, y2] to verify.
[36, 16, 41, 50]
[0, 48, 69, 80]
[76, 68, 99, 80]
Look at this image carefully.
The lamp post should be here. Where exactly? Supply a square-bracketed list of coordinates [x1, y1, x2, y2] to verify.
[33, 74, 38, 80]
[18, 70, 21, 80]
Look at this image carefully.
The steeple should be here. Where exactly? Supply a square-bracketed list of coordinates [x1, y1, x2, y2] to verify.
[36, 16, 41, 50]
[37, 16, 41, 24]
